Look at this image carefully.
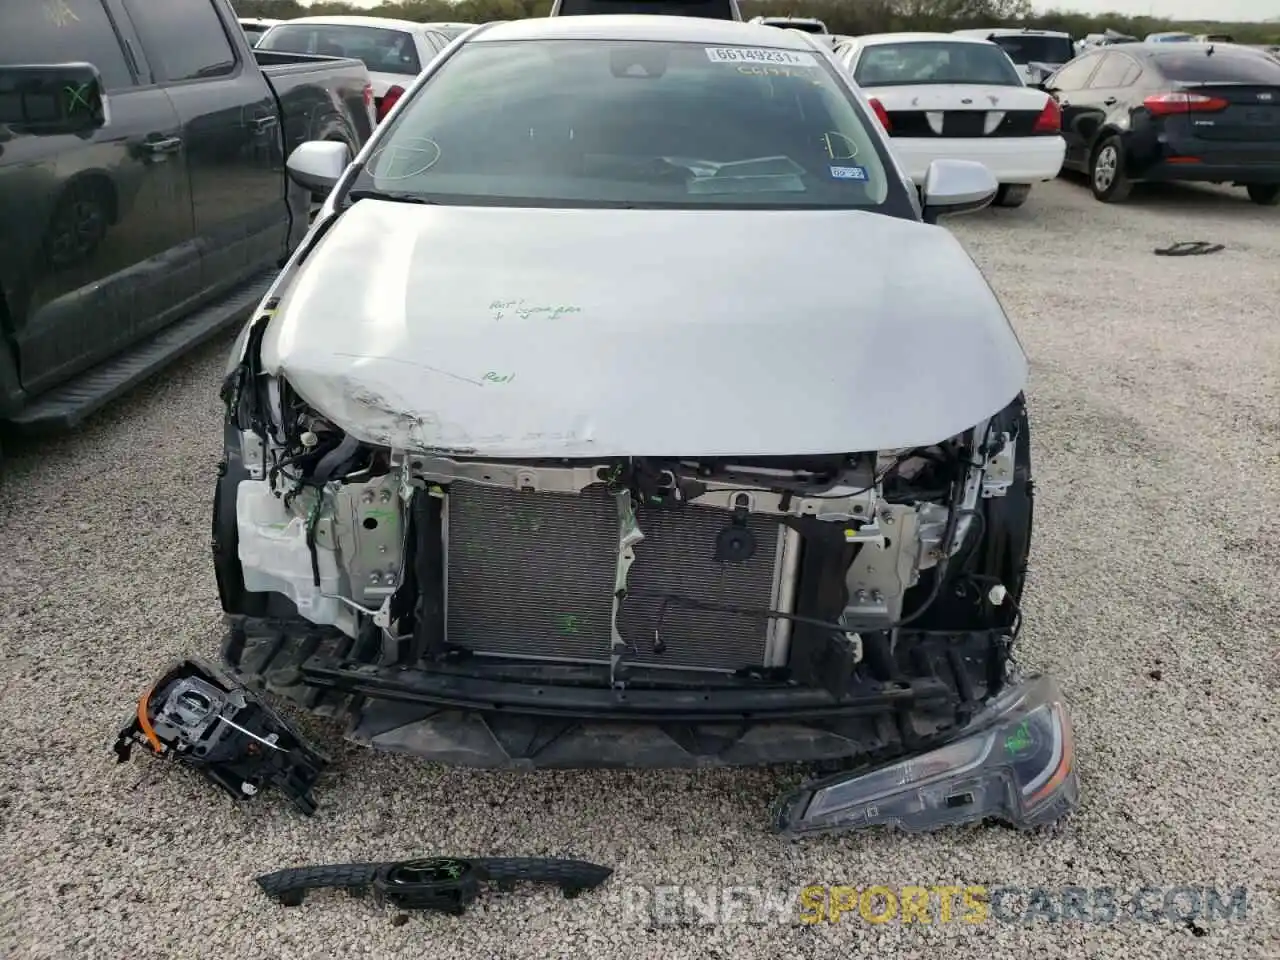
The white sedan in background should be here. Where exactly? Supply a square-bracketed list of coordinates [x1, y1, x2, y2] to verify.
[257, 16, 461, 122]
[834, 33, 1066, 207]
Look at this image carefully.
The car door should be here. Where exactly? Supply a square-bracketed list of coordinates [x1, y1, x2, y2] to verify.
[1044, 52, 1106, 168]
[1076, 52, 1144, 150]
[0, 0, 198, 395]
[119, 0, 287, 299]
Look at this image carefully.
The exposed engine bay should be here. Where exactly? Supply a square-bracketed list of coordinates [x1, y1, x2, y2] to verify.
[214, 334, 1036, 776]
[223, 392, 1020, 677]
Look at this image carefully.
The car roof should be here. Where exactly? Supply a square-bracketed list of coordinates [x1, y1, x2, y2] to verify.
[1099, 40, 1265, 58]
[473, 15, 820, 49]
[852, 32, 999, 46]
[954, 27, 1072, 38]
[268, 15, 433, 31]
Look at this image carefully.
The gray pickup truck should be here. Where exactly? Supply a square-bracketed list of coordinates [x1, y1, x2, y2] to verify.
[0, 0, 374, 437]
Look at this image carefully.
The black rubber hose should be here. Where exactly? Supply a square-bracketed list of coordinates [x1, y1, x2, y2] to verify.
[311, 433, 362, 485]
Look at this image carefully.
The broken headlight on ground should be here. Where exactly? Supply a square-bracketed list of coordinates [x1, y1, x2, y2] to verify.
[113, 658, 328, 815]
[774, 674, 1078, 835]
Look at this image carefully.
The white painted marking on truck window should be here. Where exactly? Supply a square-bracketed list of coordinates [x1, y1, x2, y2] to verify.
[46, 0, 80, 27]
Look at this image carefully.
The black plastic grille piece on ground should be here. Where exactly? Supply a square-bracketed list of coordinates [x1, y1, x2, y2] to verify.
[256, 856, 613, 914]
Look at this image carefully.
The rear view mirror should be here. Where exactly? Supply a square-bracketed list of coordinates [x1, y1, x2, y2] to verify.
[920, 159, 997, 224]
[286, 141, 350, 198]
[0, 64, 107, 134]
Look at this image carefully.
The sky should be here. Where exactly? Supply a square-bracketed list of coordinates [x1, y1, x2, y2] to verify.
[322, 0, 1276, 19]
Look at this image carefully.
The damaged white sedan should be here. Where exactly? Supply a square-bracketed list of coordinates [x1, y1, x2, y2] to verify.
[214, 14, 1078, 836]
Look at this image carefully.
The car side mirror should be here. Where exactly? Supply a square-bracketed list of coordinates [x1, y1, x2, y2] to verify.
[0, 63, 107, 134]
[287, 140, 350, 198]
[920, 159, 997, 224]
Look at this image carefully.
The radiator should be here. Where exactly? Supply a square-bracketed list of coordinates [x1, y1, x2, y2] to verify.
[443, 483, 788, 672]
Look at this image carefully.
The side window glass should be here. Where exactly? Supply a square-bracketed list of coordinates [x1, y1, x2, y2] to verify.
[121, 0, 237, 83]
[1088, 54, 1131, 88]
[0, 0, 134, 91]
[1048, 55, 1099, 90]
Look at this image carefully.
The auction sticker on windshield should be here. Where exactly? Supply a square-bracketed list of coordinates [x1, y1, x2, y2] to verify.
[705, 47, 818, 66]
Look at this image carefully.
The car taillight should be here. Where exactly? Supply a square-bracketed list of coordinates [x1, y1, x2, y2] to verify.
[1143, 91, 1230, 116]
[867, 97, 891, 132]
[376, 85, 405, 123]
[362, 82, 373, 109]
[1032, 97, 1061, 134]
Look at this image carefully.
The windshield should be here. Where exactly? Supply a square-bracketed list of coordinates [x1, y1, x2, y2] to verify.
[855, 41, 1023, 86]
[241, 25, 270, 46]
[354, 39, 892, 209]
[259, 24, 422, 76]
[988, 35, 1075, 65]
[1154, 49, 1280, 83]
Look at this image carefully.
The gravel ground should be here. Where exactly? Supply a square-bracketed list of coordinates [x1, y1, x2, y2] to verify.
[1, 177, 1277, 959]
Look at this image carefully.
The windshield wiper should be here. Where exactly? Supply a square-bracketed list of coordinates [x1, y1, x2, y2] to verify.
[345, 188, 438, 207]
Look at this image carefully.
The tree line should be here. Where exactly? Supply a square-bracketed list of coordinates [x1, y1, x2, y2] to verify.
[229, 0, 1280, 44]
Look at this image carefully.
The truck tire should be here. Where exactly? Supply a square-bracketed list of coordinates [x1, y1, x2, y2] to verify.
[1246, 184, 1280, 206]
[994, 184, 1031, 208]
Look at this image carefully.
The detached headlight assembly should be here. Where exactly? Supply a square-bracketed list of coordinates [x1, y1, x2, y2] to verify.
[774, 675, 1078, 835]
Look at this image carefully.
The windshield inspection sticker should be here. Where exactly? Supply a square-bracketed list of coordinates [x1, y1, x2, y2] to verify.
[705, 47, 818, 67]
[829, 165, 868, 181]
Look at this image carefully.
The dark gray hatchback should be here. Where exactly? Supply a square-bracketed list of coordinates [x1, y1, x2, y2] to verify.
[1045, 42, 1280, 203]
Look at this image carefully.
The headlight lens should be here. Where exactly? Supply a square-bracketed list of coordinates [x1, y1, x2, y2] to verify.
[774, 674, 1078, 835]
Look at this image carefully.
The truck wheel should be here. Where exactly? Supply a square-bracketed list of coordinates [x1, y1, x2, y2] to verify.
[1246, 184, 1280, 206]
[994, 184, 1030, 208]
[1090, 137, 1131, 203]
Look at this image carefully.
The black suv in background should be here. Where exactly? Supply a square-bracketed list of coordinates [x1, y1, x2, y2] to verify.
[0, 0, 374, 440]
[1042, 42, 1280, 204]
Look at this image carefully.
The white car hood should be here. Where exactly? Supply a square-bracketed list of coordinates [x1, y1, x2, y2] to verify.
[864, 83, 1048, 113]
[260, 199, 1027, 458]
